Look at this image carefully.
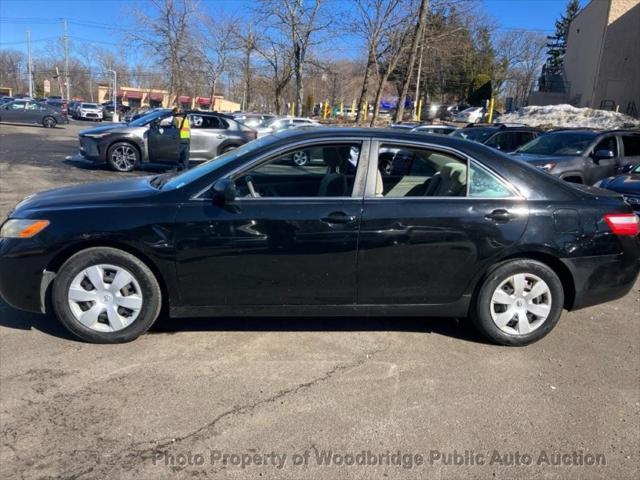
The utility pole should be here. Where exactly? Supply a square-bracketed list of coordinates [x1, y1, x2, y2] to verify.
[26, 30, 33, 98]
[63, 19, 70, 101]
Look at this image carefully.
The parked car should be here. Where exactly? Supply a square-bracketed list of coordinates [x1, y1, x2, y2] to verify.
[0, 99, 68, 128]
[594, 163, 640, 215]
[389, 123, 420, 130]
[0, 96, 15, 105]
[451, 124, 542, 153]
[512, 129, 640, 185]
[2, 128, 638, 345]
[233, 113, 277, 129]
[101, 102, 131, 120]
[78, 109, 257, 171]
[453, 106, 484, 123]
[76, 102, 103, 121]
[256, 117, 320, 137]
[411, 124, 459, 135]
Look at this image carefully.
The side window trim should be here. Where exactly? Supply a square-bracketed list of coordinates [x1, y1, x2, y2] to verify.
[191, 137, 371, 200]
[364, 138, 523, 200]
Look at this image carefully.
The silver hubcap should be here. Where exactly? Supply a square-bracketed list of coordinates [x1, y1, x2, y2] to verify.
[490, 273, 552, 335]
[44, 118, 54, 127]
[112, 146, 136, 170]
[67, 264, 143, 332]
[293, 151, 308, 165]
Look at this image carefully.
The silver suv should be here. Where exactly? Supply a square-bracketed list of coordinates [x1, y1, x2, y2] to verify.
[78, 109, 257, 172]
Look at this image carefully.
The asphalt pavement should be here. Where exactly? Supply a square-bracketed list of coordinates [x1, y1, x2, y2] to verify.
[0, 121, 638, 479]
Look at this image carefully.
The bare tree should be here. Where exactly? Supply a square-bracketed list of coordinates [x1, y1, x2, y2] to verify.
[254, 39, 293, 114]
[198, 12, 237, 105]
[260, 0, 326, 116]
[394, 0, 429, 122]
[129, 0, 200, 103]
[495, 30, 547, 107]
[351, 0, 405, 124]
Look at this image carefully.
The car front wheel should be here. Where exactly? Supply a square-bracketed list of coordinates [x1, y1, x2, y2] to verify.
[52, 247, 162, 343]
[107, 142, 139, 172]
[472, 259, 564, 346]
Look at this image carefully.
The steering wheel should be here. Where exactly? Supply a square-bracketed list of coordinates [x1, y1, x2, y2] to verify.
[245, 176, 260, 198]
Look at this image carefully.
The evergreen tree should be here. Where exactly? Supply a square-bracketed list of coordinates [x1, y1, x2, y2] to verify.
[545, 0, 580, 74]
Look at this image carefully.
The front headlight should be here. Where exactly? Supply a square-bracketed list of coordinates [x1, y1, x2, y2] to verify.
[82, 132, 110, 139]
[0, 219, 50, 238]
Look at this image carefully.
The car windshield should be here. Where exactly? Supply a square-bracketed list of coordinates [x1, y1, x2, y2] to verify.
[160, 136, 279, 190]
[451, 128, 496, 143]
[516, 131, 597, 156]
[128, 109, 169, 127]
[82, 103, 99, 108]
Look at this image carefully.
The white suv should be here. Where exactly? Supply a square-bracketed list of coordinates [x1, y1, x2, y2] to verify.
[78, 103, 103, 122]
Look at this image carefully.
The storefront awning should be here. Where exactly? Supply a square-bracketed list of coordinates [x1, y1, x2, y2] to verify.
[116, 90, 124, 98]
[149, 93, 164, 102]
[178, 95, 191, 103]
[124, 91, 143, 100]
[196, 97, 211, 105]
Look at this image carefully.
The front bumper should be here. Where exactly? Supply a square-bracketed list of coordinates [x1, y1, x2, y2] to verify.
[79, 136, 106, 162]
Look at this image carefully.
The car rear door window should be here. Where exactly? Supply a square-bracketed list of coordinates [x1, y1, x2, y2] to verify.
[468, 163, 515, 198]
[376, 145, 467, 197]
[234, 143, 361, 198]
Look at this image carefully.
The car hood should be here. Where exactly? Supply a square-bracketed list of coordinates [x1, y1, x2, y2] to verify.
[511, 153, 580, 165]
[10, 177, 158, 216]
[597, 174, 640, 195]
[79, 123, 129, 135]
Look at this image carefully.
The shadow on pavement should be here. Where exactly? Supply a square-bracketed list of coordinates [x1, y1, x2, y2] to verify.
[0, 299, 489, 344]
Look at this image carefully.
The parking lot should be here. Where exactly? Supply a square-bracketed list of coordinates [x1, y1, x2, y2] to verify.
[0, 121, 638, 479]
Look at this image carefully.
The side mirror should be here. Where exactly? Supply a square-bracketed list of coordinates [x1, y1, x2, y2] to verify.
[593, 149, 615, 163]
[211, 178, 236, 205]
[620, 164, 635, 174]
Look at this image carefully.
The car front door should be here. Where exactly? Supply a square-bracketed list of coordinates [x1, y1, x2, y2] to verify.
[357, 140, 528, 306]
[1, 100, 26, 122]
[174, 139, 369, 307]
[147, 116, 180, 163]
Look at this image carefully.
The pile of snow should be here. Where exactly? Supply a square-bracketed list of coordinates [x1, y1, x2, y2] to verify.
[499, 104, 640, 129]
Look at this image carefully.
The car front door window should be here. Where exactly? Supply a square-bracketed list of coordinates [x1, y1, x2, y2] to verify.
[234, 143, 361, 198]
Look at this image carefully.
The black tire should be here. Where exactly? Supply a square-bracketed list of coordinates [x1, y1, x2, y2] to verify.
[52, 247, 162, 343]
[221, 145, 238, 154]
[471, 259, 564, 346]
[42, 116, 57, 128]
[107, 142, 140, 172]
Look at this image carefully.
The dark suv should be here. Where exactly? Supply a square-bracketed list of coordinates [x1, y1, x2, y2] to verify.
[451, 124, 542, 153]
[512, 129, 640, 185]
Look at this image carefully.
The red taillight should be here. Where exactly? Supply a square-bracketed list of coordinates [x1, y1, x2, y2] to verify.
[604, 214, 640, 236]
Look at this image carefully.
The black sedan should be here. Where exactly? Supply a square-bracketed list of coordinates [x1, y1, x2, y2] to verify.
[0, 99, 68, 128]
[1, 129, 638, 345]
[594, 164, 640, 214]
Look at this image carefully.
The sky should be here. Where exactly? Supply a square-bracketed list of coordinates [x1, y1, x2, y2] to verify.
[0, 0, 588, 61]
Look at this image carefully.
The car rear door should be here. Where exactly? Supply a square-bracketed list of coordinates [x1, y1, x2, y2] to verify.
[189, 114, 227, 160]
[173, 138, 370, 307]
[357, 139, 528, 306]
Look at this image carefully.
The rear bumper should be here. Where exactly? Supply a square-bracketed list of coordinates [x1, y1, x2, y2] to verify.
[563, 249, 640, 310]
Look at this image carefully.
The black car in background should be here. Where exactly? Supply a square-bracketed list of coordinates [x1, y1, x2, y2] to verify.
[0, 99, 69, 128]
[513, 129, 640, 185]
[594, 163, 640, 214]
[451, 123, 542, 153]
[1, 128, 638, 346]
[101, 102, 131, 120]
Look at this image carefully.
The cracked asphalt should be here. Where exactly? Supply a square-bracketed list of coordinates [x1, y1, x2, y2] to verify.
[0, 122, 639, 479]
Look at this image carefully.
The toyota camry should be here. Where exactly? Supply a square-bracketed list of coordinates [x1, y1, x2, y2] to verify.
[0, 128, 638, 345]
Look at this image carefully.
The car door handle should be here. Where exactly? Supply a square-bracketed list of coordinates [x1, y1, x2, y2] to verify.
[485, 209, 515, 222]
[216, 134, 226, 139]
[321, 212, 357, 224]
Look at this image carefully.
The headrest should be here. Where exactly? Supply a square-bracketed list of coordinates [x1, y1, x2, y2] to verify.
[323, 146, 350, 168]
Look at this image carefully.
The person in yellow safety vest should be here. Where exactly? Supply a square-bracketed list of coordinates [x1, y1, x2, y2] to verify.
[172, 107, 191, 171]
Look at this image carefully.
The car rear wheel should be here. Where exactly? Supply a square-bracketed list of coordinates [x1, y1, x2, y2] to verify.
[107, 142, 139, 172]
[42, 116, 57, 128]
[52, 247, 162, 343]
[472, 259, 564, 346]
